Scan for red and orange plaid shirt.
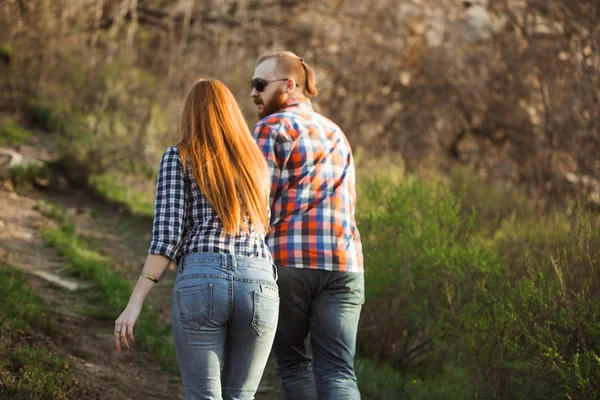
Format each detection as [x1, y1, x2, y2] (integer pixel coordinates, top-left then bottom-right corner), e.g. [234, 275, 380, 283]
[252, 96, 363, 273]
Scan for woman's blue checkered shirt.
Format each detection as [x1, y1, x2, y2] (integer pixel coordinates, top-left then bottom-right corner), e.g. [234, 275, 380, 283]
[148, 146, 272, 263]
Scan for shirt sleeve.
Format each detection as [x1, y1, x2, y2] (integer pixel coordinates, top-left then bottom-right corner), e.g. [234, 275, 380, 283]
[252, 122, 288, 225]
[148, 146, 186, 260]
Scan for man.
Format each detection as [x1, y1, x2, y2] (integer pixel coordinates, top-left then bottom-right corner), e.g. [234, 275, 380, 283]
[250, 51, 364, 400]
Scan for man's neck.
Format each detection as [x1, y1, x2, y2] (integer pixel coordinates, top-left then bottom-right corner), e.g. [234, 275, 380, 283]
[286, 93, 303, 103]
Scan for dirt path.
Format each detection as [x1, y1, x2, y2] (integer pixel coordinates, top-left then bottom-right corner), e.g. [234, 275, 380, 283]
[0, 184, 283, 399]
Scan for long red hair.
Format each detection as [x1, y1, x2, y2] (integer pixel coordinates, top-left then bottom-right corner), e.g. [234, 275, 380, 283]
[178, 79, 270, 236]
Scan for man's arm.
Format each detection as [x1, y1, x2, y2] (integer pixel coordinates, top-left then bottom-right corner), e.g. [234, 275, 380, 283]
[252, 122, 287, 225]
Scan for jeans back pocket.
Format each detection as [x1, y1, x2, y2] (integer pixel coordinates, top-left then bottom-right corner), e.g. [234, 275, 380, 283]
[252, 290, 279, 336]
[176, 284, 213, 330]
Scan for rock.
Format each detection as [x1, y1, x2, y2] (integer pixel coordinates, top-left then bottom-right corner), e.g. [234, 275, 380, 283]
[31, 270, 93, 292]
[2, 180, 14, 192]
[33, 176, 50, 189]
[0, 147, 42, 168]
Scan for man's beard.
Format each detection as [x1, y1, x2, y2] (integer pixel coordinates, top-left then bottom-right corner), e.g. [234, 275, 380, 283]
[256, 88, 287, 119]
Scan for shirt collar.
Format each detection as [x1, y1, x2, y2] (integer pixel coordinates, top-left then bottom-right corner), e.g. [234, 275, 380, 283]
[280, 95, 312, 110]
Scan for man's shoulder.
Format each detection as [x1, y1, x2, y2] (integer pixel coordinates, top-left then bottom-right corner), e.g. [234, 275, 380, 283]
[255, 109, 299, 130]
[310, 110, 344, 135]
[254, 106, 346, 142]
[254, 114, 285, 132]
[253, 112, 300, 142]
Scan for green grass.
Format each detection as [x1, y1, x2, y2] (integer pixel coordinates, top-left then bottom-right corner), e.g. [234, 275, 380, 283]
[35, 200, 178, 374]
[0, 265, 86, 399]
[7, 163, 51, 191]
[356, 358, 472, 400]
[88, 173, 155, 218]
[0, 117, 32, 146]
[0, 265, 50, 332]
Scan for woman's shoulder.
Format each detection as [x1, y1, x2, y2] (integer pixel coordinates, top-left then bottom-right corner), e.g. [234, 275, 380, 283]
[163, 145, 180, 157]
[158, 145, 186, 174]
[160, 145, 182, 163]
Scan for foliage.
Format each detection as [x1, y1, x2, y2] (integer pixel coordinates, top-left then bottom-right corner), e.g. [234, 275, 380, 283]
[0, 117, 31, 146]
[355, 160, 600, 398]
[8, 163, 51, 189]
[356, 161, 504, 370]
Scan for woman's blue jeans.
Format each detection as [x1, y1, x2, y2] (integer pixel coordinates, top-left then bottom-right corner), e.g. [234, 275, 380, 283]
[171, 252, 279, 400]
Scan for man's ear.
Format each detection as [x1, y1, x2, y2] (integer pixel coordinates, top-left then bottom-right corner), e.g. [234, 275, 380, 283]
[287, 79, 296, 93]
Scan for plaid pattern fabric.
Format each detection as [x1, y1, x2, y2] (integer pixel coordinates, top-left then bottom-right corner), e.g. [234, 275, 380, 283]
[148, 146, 271, 263]
[252, 96, 363, 273]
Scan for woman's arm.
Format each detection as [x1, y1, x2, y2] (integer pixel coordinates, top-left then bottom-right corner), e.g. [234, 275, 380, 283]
[114, 254, 171, 352]
[114, 146, 187, 352]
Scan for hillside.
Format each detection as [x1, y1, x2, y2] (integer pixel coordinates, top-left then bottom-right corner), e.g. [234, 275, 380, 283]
[1, 0, 598, 206]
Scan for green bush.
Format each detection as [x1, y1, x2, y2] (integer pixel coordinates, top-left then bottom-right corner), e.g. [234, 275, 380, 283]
[0, 117, 32, 146]
[355, 162, 600, 398]
[25, 97, 58, 132]
[356, 167, 504, 372]
[0, 44, 13, 61]
[9, 163, 51, 189]
[462, 209, 600, 399]
[447, 166, 530, 236]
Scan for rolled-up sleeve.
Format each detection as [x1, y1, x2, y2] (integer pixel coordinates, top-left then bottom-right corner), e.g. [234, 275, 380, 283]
[148, 147, 185, 260]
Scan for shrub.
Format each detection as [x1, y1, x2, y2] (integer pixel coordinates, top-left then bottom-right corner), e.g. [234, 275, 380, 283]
[0, 43, 13, 62]
[462, 209, 600, 399]
[355, 163, 504, 372]
[0, 117, 31, 146]
[356, 162, 600, 399]
[9, 163, 50, 189]
[24, 97, 58, 132]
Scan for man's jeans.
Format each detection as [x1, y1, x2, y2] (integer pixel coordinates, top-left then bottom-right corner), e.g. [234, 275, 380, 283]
[273, 266, 364, 400]
[171, 252, 279, 400]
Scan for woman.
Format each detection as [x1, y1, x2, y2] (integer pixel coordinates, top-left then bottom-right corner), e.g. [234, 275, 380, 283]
[114, 79, 278, 399]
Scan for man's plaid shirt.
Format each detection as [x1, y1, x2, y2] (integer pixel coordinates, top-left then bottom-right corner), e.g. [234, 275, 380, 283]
[148, 146, 272, 263]
[252, 96, 363, 273]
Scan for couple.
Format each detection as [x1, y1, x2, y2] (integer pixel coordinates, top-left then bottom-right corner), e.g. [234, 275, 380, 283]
[114, 51, 364, 400]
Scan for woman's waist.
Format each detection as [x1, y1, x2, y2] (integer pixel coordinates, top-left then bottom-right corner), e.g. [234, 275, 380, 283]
[177, 252, 277, 284]
[181, 230, 269, 252]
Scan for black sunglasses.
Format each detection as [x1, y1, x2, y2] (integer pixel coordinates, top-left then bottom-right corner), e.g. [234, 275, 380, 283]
[251, 78, 289, 92]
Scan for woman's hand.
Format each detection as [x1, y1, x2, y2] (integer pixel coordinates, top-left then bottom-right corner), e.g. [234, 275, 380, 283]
[114, 301, 142, 352]
[113, 255, 170, 352]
